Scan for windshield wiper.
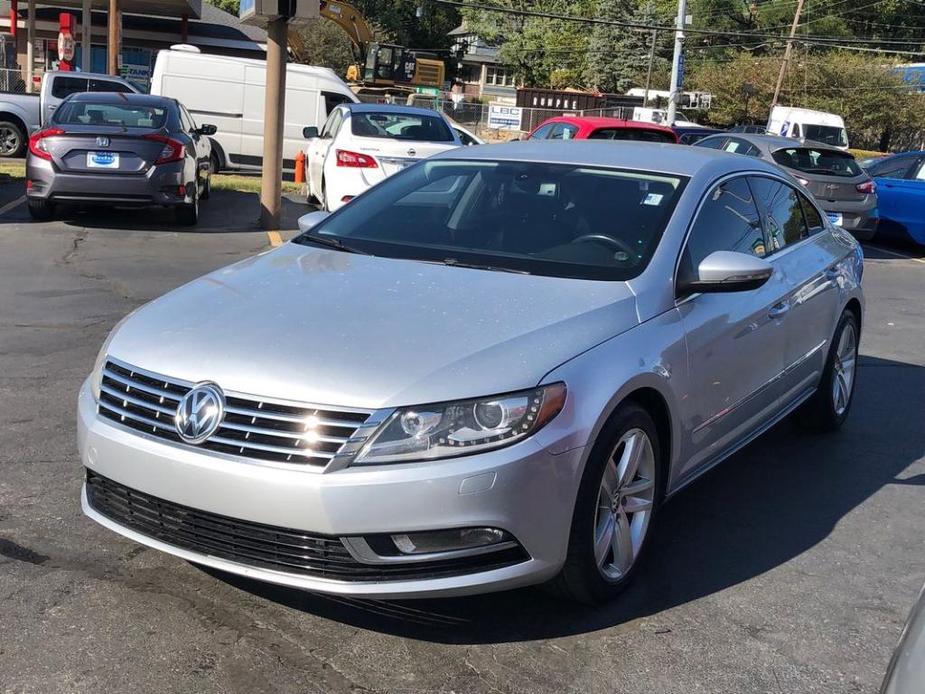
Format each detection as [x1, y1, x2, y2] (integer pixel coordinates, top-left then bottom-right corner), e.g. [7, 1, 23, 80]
[297, 232, 371, 256]
[428, 257, 532, 275]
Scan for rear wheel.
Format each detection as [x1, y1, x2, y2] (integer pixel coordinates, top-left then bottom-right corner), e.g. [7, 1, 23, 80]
[798, 310, 859, 432]
[200, 160, 213, 201]
[27, 199, 55, 221]
[548, 403, 661, 604]
[0, 120, 25, 158]
[175, 186, 199, 226]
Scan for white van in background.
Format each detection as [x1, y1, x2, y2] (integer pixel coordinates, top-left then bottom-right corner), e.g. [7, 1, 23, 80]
[150, 46, 358, 171]
[767, 106, 849, 150]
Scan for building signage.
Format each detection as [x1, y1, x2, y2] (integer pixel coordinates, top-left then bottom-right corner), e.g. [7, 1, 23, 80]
[487, 103, 523, 131]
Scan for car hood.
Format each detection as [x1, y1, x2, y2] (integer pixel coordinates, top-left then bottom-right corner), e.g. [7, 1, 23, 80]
[107, 243, 639, 409]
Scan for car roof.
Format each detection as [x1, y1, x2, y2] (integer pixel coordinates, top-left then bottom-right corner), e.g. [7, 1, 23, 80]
[432, 139, 786, 178]
[67, 92, 175, 107]
[540, 115, 675, 132]
[344, 102, 446, 118]
[701, 132, 847, 154]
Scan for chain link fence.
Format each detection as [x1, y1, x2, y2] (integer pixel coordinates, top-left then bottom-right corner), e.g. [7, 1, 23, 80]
[0, 67, 27, 94]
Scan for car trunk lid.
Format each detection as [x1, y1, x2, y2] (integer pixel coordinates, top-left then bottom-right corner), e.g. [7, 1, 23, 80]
[44, 126, 170, 174]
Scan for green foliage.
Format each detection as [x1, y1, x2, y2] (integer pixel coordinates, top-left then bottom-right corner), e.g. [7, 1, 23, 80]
[690, 51, 925, 151]
[291, 19, 357, 76]
[351, 0, 459, 51]
[205, 0, 240, 15]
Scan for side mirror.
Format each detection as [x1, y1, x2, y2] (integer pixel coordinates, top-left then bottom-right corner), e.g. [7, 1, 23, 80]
[297, 210, 331, 233]
[303, 126, 319, 140]
[197, 124, 217, 136]
[683, 250, 773, 294]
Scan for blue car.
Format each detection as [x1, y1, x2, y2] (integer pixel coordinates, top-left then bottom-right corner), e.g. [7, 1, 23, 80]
[861, 152, 925, 245]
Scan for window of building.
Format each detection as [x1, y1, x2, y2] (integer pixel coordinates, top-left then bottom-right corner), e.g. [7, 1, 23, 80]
[485, 66, 514, 86]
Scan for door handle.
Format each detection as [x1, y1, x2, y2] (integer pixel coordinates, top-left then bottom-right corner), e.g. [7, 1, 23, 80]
[768, 301, 791, 319]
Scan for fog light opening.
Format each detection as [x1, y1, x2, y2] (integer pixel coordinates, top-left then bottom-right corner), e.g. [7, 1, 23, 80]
[391, 527, 508, 555]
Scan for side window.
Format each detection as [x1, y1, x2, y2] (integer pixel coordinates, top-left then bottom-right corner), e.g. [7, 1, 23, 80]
[799, 193, 825, 233]
[89, 78, 133, 93]
[749, 176, 808, 252]
[680, 177, 765, 288]
[322, 91, 352, 116]
[548, 123, 578, 140]
[868, 157, 916, 180]
[528, 123, 555, 140]
[178, 106, 195, 132]
[320, 108, 343, 138]
[330, 111, 347, 138]
[914, 159, 925, 181]
[51, 76, 89, 99]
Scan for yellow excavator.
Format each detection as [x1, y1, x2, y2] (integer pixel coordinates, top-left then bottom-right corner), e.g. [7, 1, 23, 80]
[289, 0, 445, 96]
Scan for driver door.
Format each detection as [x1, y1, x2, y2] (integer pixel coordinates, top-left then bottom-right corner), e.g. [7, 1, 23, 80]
[307, 107, 343, 197]
[676, 176, 790, 480]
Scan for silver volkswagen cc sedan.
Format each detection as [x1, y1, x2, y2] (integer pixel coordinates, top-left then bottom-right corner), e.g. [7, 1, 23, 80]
[78, 141, 864, 603]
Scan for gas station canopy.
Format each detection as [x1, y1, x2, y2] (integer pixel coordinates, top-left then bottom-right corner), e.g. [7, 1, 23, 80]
[37, 0, 203, 19]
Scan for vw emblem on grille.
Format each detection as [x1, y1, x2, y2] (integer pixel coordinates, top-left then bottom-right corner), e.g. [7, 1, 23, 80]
[96, 136, 110, 148]
[175, 383, 225, 444]
[406, 148, 416, 157]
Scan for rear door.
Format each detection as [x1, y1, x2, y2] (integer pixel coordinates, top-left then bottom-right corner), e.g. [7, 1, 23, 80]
[676, 175, 789, 479]
[749, 175, 842, 407]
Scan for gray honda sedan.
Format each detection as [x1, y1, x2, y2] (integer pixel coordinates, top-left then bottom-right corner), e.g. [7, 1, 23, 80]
[78, 142, 864, 602]
[26, 92, 215, 225]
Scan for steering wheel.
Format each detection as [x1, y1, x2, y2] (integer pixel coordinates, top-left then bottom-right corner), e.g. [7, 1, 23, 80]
[570, 234, 637, 260]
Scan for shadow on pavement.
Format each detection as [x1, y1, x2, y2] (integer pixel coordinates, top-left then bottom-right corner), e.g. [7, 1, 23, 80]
[202, 355, 925, 643]
[863, 240, 925, 260]
[50, 190, 309, 233]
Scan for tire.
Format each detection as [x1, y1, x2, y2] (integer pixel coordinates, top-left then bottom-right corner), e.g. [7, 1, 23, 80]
[797, 310, 860, 432]
[548, 403, 662, 604]
[321, 178, 329, 212]
[200, 158, 214, 201]
[175, 186, 199, 226]
[27, 199, 55, 221]
[0, 119, 25, 158]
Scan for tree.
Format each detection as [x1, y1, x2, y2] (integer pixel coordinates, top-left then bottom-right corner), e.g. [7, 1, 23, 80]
[206, 0, 240, 15]
[290, 19, 356, 77]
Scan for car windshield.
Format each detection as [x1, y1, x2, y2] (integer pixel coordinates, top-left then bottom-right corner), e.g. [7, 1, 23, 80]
[295, 159, 687, 281]
[350, 112, 454, 142]
[802, 124, 848, 147]
[53, 101, 169, 128]
[772, 147, 862, 178]
[588, 128, 675, 143]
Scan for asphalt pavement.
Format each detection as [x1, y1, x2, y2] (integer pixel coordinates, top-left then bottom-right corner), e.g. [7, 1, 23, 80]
[1, 184, 923, 694]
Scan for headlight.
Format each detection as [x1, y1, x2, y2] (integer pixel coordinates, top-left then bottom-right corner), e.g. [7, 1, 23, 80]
[352, 383, 566, 465]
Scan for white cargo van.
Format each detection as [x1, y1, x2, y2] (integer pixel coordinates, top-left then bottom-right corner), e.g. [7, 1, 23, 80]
[150, 46, 358, 171]
[767, 106, 849, 150]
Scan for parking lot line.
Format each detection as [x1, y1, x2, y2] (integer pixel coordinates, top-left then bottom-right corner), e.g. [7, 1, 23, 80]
[865, 244, 925, 264]
[0, 195, 25, 217]
[266, 230, 283, 247]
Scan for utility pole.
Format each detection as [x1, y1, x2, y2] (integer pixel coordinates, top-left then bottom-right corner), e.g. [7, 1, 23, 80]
[107, 0, 119, 76]
[771, 0, 805, 109]
[643, 29, 657, 106]
[260, 16, 288, 230]
[666, 0, 687, 125]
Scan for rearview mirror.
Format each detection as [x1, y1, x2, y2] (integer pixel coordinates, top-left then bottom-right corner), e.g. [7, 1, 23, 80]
[684, 250, 773, 294]
[197, 124, 217, 136]
[297, 210, 331, 233]
[303, 126, 319, 140]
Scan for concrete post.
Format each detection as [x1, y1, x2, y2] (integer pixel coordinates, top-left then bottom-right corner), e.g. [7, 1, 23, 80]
[260, 17, 288, 230]
[107, 0, 119, 76]
[25, 0, 33, 93]
[82, 0, 91, 72]
[666, 0, 687, 126]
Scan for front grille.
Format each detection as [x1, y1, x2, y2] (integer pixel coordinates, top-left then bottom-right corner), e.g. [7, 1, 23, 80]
[97, 358, 371, 468]
[86, 471, 529, 582]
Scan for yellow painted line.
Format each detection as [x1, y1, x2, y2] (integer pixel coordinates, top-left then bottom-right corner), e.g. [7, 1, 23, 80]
[0, 195, 25, 216]
[266, 230, 283, 247]
[866, 244, 925, 264]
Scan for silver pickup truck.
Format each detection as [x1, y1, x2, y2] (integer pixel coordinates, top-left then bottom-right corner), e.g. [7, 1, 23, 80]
[0, 71, 139, 157]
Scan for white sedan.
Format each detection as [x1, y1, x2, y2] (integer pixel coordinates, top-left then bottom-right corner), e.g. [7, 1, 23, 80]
[303, 103, 463, 212]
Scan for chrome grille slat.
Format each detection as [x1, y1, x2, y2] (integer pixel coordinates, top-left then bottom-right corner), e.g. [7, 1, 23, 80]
[100, 383, 177, 416]
[218, 419, 349, 444]
[97, 359, 371, 468]
[102, 367, 186, 403]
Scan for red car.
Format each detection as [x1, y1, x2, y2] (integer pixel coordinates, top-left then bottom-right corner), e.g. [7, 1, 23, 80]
[526, 115, 679, 144]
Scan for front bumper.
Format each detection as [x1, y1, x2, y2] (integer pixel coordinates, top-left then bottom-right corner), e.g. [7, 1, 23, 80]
[78, 380, 582, 598]
[27, 157, 191, 207]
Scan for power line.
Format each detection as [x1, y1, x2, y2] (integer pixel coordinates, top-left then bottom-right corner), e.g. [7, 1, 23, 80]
[432, 0, 925, 46]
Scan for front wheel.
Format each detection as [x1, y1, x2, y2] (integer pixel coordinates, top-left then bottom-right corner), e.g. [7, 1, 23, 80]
[798, 310, 859, 432]
[0, 120, 25, 158]
[548, 403, 661, 604]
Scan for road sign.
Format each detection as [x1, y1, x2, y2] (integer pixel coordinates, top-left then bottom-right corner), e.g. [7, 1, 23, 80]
[487, 103, 523, 131]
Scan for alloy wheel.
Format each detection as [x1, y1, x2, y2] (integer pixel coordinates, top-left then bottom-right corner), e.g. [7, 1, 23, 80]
[593, 428, 656, 580]
[0, 125, 20, 156]
[832, 322, 857, 416]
